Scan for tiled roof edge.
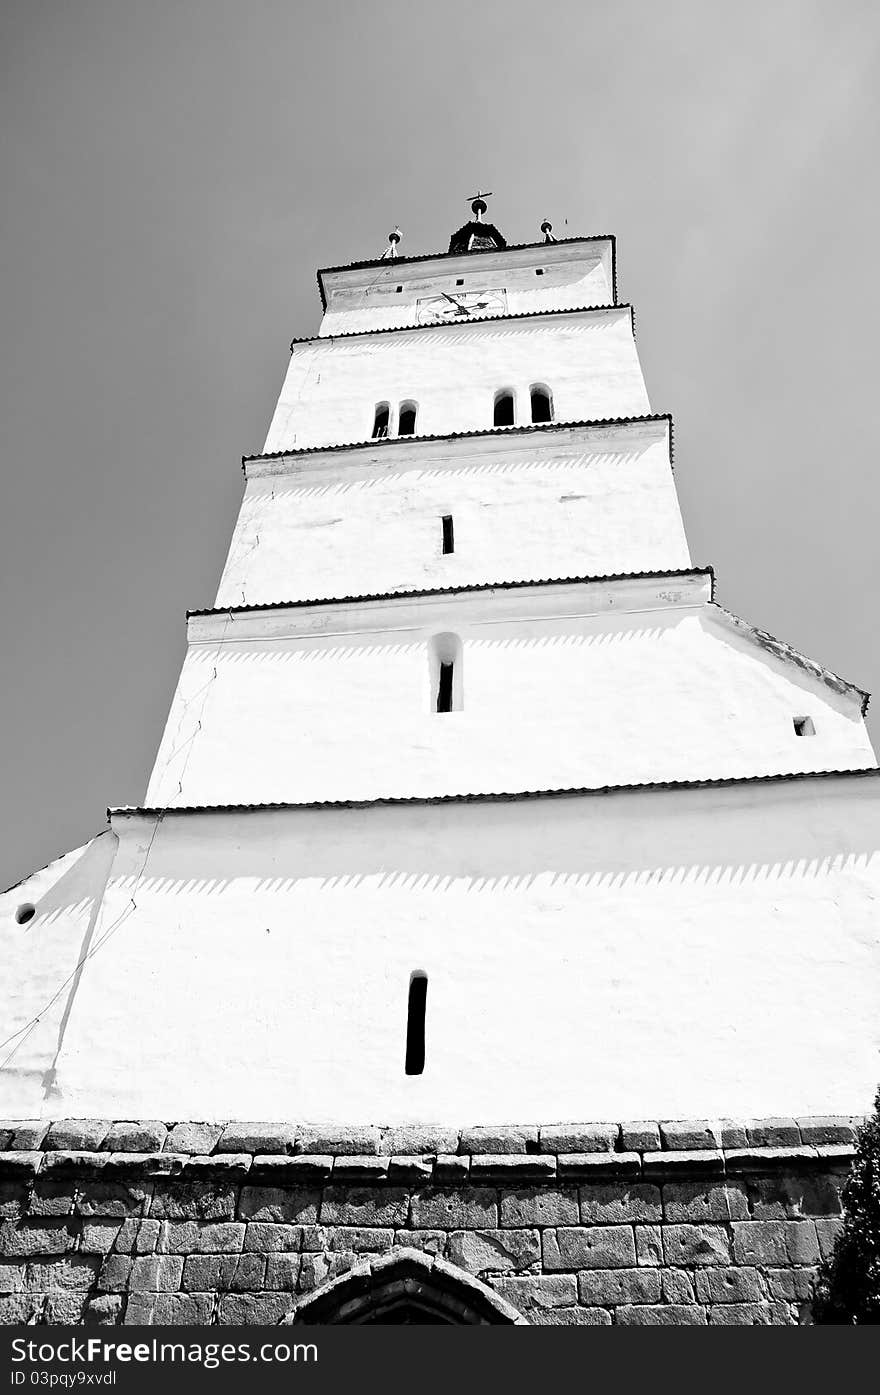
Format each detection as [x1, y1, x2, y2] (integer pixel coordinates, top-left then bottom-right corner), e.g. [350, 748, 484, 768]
[242, 412, 673, 469]
[108, 766, 880, 821]
[315, 234, 617, 307]
[288, 301, 630, 350]
[187, 566, 713, 620]
[711, 603, 870, 715]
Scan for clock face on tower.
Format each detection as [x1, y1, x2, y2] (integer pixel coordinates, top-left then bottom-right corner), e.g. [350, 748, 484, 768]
[416, 289, 508, 324]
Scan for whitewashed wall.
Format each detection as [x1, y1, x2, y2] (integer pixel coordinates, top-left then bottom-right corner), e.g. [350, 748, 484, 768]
[3, 778, 876, 1122]
[145, 580, 872, 808]
[262, 310, 649, 454]
[216, 422, 687, 608]
[319, 240, 615, 336]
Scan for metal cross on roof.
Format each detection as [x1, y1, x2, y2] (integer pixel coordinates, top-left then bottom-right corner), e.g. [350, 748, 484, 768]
[467, 189, 493, 220]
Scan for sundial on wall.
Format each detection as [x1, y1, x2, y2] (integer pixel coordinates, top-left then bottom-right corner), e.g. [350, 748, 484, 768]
[416, 289, 508, 324]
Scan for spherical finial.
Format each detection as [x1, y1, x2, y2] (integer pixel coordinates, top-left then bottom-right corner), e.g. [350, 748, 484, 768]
[541, 219, 555, 243]
[471, 196, 488, 220]
[388, 228, 401, 247]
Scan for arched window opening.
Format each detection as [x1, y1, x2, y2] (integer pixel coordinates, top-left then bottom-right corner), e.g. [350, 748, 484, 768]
[530, 384, 553, 424]
[429, 632, 463, 714]
[398, 400, 418, 436]
[493, 389, 515, 427]
[405, 972, 428, 1075]
[372, 402, 390, 439]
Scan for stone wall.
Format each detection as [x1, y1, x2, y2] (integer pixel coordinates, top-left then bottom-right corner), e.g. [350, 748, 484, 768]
[0, 1118, 857, 1326]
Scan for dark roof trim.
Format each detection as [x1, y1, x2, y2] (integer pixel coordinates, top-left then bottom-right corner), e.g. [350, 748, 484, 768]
[290, 301, 630, 351]
[316, 234, 617, 309]
[109, 766, 880, 821]
[187, 567, 713, 620]
[243, 412, 673, 468]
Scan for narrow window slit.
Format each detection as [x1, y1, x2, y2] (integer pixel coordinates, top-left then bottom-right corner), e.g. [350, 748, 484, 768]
[437, 662, 454, 713]
[405, 972, 427, 1075]
[441, 515, 454, 554]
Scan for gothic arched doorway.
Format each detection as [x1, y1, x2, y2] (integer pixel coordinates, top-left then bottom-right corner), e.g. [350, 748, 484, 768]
[281, 1248, 528, 1325]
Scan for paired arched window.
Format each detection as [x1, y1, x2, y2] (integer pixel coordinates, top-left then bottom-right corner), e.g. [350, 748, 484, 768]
[530, 384, 553, 423]
[371, 400, 417, 438]
[398, 400, 418, 436]
[372, 402, 390, 439]
[493, 389, 515, 427]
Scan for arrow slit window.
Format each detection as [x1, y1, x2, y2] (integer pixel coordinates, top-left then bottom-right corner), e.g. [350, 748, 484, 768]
[405, 972, 428, 1075]
[430, 633, 462, 713]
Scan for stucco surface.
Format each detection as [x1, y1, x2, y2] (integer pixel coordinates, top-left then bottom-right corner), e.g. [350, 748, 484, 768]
[2, 780, 878, 1121]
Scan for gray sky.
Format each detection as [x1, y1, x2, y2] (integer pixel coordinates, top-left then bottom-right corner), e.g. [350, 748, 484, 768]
[2, 0, 879, 890]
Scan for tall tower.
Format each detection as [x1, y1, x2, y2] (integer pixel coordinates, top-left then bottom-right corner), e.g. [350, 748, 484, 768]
[1, 199, 879, 1326]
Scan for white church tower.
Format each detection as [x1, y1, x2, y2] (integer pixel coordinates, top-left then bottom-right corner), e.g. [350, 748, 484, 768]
[2, 196, 879, 1130]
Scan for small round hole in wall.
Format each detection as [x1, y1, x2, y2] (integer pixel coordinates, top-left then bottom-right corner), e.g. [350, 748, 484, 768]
[15, 903, 36, 925]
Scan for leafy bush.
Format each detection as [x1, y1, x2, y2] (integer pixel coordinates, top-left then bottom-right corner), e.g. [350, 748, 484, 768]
[813, 1087, 880, 1323]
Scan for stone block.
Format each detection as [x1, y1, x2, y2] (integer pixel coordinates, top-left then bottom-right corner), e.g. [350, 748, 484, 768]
[249, 1155, 332, 1185]
[634, 1225, 663, 1267]
[380, 1126, 459, 1155]
[181, 1254, 237, 1291]
[265, 1254, 301, 1290]
[24, 1256, 99, 1291]
[694, 1267, 765, 1304]
[29, 1182, 77, 1218]
[726, 1146, 815, 1173]
[579, 1182, 661, 1225]
[44, 1293, 89, 1324]
[0, 1262, 25, 1292]
[577, 1268, 661, 1306]
[157, 1221, 245, 1254]
[458, 1125, 538, 1156]
[530, 1306, 612, 1325]
[228, 1254, 266, 1291]
[731, 1221, 787, 1266]
[662, 1269, 696, 1304]
[746, 1118, 801, 1148]
[10, 1123, 49, 1151]
[79, 1221, 122, 1254]
[795, 1117, 857, 1146]
[297, 1127, 380, 1156]
[0, 1183, 27, 1219]
[144, 1293, 214, 1325]
[45, 1120, 109, 1152]
[387, 1157, 433, 1184]
[493, 1274, 576, 1311]
[238, 1187, 320, 1224]
[113, 1219, 160, 1254]
[433, 1155, 469, 1183]
[326, 1227, 394, 1254]
[103, 1122, 168, 1153]
[470, 1155, 556, 1183]
[446, 1228, 540, 1275]
[242, 1222, 303, 1253]
[784, 1220, 820, 1265]
[814, 1217, 844, 1260]
[558, 1153, 641, 1181]
[217, 1122, 295, 1154]
[40, 1150, 107, 1177]
[128, 1255, 184, 1292]
[83, 1294, 123, 1325]
[97, 1256, 133, 1292]
[330, 1156, 390, 1183]
[0, 1295, 38, 1323]
[180, 1154, 251, 1179]
[543, 1226, 636, 1270]
[149, 1182, 237, 1221]
[765, 1268, 816, 1302]
[0, 1220, 77, 1257]
[708, 1302, 790, 1325]
[393, 1229, 445, 1256]
[539, 1124, 619, 1154]
[218, 1293, 296, 1323]
[163, 1123, 225, 1155]
[410, 1189, 497, 1230]
[663, 1224, 731, 1267]
[643, 1150, 724, 1178]
[76, 1180, 151, 1218]
[662, 1181, 748, 1223]
[716, 1120, 748, 1149]
[659, 1121, 718, 1151]
[621, 1122, 661, 1152]
[500, 1188, 579, 1228]
[617, 1303, 706, 1325]
[319, 1186, 408, 1227]
[0, 1152, 39, 1182]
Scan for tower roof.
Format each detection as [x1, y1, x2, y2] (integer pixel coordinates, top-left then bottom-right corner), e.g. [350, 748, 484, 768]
[448, 190, 507, 253]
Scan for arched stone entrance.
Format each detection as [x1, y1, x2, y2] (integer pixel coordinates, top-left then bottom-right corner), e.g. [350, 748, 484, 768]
[281, 1248, 528, 1325]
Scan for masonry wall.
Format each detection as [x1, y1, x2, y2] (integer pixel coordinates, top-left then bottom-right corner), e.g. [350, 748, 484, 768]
[0, 1119, 854, 1326]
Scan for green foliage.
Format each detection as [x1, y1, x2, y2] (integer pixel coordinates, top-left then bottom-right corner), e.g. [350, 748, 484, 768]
[813, 1088, 880, 1323]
